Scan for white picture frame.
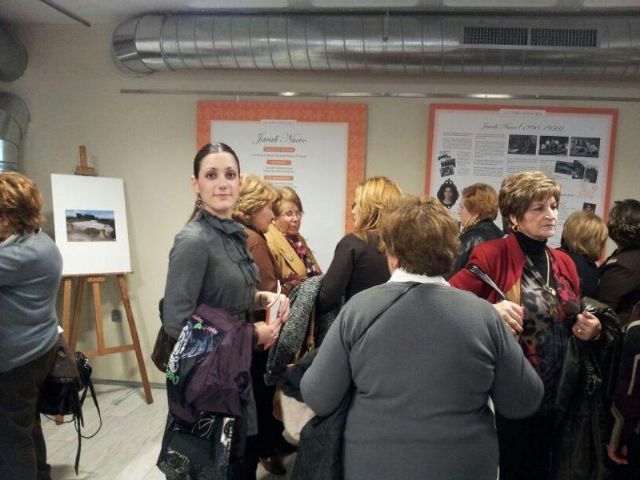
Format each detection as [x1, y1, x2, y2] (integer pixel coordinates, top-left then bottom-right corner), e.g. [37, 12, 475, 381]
[51, 174, 132, 275]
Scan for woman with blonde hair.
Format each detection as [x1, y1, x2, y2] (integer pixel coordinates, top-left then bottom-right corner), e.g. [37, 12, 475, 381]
[559, 210, 608, 297]
[266, 187, 321, 289]
[317, 176, 401, 314]
[0, 172, 62, 480]
[232, 175, 291, 476]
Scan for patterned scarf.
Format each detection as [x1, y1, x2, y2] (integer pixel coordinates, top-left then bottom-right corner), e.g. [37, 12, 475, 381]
[519, 253, 580, 413]
[285, 234, 320, 277]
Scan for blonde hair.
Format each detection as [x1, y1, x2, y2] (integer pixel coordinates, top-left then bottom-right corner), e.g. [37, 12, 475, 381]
[273, 187, 303, 217]
[232, 175, 278, 225]
[561, 211, 608, 261]
[499, 171, 561, 233]
[354, 176, 402, 240]
[0, 172, 44, 235]
[379, 195, 459, 275]
[462, 183, 499, 221]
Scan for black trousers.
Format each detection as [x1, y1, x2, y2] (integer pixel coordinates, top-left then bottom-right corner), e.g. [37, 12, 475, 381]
[250, 349, 286, 459]
[613, 433, 640, 480]
[0, 346, 57, 480]
[496, 412, 555, 480]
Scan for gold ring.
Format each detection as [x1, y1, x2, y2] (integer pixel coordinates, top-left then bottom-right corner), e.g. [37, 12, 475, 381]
[576, 327, 582, 334]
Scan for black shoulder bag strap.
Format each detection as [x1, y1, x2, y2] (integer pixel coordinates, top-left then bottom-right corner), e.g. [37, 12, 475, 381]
[354, 282, 421, 346]
[465, 264, 506, 301]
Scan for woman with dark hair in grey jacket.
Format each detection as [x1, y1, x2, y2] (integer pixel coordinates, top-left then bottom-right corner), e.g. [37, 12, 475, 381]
[158, 143, 289, 480]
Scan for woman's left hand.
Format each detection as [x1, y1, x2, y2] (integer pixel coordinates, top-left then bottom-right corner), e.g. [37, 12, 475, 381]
[258, 291, 290, 325]
[572, 311, 602, 341]
[276, 294, 290, 324]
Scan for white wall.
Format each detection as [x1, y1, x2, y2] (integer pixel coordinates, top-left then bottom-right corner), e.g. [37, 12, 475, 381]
[3, 23, 639, 382]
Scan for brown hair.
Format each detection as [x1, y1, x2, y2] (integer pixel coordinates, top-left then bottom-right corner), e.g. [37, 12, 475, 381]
[379, 195, 459, 276]
[273, 187, 303, 217]
[354, 176, 402, 240]
[499, 171, 561, 233]
[461, 183, 499, 221]
[561, 210, 608, 261]
[232, 175, 278, 225]
[0, 172, 44, 235]
[607, 199, 640, 249]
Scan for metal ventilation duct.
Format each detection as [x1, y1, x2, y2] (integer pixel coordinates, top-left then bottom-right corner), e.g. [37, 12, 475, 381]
[0, 25, 28, 82]
[0, 93, 30, 173]
[112, 14, 640, 77]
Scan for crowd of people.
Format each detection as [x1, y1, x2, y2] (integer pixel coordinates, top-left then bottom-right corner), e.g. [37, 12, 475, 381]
[1, 143, 639, 480]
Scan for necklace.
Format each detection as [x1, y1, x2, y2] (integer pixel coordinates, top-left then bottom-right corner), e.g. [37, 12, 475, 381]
[544, 251, 556, 296]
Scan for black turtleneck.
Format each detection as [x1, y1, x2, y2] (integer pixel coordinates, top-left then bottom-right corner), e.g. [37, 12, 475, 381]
[515, 231, 552, 285]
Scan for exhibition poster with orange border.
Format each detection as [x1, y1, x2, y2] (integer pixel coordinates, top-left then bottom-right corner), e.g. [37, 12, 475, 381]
[426, 103, 617, 247]
[197, 100, 367, 268]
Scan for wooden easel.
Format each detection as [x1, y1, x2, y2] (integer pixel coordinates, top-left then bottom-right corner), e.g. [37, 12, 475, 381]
[59, 146, 153, 404]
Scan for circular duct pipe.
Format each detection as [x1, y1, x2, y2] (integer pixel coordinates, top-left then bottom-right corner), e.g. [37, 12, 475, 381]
[0, 25, 28, 82]
[0, 93, 30, 173]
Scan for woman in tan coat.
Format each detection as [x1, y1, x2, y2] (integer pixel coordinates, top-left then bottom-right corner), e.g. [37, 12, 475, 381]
[233, 175, 292, 476]
[265, 187, 321, 288]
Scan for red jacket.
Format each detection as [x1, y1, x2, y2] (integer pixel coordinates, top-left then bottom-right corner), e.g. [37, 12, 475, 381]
[449, 233, 580, 303]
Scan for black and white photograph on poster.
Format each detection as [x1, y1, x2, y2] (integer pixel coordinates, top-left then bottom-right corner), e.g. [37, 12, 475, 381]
[539, 136, 569, 156]
[582, 203, 596, 213]
[65, 209, 116, 242]
[554, 161, 575, 176]
[508, 135, 537, 155]
[51, 174, 132, 275]
[437, 179, 459, 209]
[585, 166, 599, 184]
[572, 160, 585, 179]
[438, 151, 456, 177]
[570, 137, 600, 158]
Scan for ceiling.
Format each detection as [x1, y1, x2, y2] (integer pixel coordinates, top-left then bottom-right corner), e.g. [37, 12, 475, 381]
[2, 0, 640, 26]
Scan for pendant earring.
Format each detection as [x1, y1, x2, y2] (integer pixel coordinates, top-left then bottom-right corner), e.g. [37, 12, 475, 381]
[195, 194, 203, 210]
[512, 223, 520, 232]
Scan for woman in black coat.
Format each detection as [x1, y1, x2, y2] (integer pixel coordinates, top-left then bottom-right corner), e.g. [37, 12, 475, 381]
[317, 176, 401, 314]
[597, 199, 640, 327]
[448, 183, 503, 277]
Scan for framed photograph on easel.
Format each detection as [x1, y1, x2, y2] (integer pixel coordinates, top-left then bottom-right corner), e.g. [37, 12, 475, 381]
[51, 174, 131, 276]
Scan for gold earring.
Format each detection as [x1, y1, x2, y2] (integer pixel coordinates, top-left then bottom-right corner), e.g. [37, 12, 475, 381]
[512, 223, 520, 232]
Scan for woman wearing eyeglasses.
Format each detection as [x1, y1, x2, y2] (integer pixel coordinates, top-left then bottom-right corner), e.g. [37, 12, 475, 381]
[265, 187, 321, 288]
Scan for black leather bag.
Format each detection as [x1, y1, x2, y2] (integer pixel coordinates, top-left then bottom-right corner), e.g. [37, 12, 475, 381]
[291, 391, 352, 480]
[37, 335, 81, 417]
[151, 298, 177, 372]
[37, 335, 101, 474]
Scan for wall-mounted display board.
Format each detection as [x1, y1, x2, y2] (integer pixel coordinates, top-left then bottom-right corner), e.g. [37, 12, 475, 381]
[197, 101, 367, 270]
[426, 104, 618, 247]
[51, 174, 132, 275]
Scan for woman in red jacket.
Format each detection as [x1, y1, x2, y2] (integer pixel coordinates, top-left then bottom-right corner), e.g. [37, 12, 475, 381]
[449, 170, 601, 480]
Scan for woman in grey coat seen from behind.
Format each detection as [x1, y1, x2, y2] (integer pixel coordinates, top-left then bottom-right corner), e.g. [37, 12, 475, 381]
[301, 195, 544, 480]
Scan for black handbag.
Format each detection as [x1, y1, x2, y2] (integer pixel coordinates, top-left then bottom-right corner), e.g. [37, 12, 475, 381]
[37, 335, 101, 474]
[291, 282, 419, 480]
[151, 298, 177, 372]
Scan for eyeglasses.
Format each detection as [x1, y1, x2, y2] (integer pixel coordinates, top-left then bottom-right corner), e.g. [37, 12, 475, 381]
[282, 210, 303, 219]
